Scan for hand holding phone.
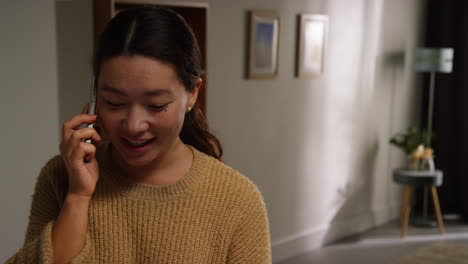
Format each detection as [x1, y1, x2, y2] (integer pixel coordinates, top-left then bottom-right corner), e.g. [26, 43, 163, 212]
[59, 77, 101, 196]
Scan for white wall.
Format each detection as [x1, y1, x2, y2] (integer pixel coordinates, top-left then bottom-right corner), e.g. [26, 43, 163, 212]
[0, 1, 60, 261]
[206, 0, 425, 262]
[55, 0, 94, 125]
[0, 0, 425, 262]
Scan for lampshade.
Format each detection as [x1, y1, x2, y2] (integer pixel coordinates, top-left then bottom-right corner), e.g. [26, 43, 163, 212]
[414, 48, 454, 73]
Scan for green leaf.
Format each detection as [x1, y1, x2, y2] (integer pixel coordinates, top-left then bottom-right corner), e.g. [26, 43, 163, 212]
[389, 126, 435, 154]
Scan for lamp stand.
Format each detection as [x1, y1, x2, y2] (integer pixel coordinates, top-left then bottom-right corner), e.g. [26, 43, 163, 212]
[427, 71, 435, 148]
[412, 71, 438, 228]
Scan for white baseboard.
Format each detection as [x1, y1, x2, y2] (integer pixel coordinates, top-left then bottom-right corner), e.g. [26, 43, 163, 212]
[272, 205, 399, 263]
[271, 224, 328, 263]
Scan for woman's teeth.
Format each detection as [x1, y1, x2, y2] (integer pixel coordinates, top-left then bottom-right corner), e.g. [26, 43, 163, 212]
[125, 138, 153, 147]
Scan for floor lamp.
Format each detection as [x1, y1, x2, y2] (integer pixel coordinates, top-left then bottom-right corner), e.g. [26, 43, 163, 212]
[413, 47, 454, 226]
[414, 48, 454, 148]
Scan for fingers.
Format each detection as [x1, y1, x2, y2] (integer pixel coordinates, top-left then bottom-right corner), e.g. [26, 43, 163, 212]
[62, 104, 93, 140]
[60, 104, 101, 163]
[62, 114, 97, 141]
[71, 127, 102, 143]
[66, 142, 97, 162]
[78, 142, 97, 160]
[60, 129, 100, 161]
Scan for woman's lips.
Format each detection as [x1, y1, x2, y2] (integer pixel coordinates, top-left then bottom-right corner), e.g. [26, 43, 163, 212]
[124, 138, 154, 147]
[120, 137, 156, 154]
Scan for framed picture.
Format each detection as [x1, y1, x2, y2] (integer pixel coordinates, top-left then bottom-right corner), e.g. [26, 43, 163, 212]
[296, 14, 328, 78]
[248, 11, 280, 79]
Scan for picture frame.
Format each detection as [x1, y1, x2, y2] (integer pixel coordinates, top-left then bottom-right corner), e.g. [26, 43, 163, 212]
[296, 14, 328, 78]
[247, 11, 280, 79]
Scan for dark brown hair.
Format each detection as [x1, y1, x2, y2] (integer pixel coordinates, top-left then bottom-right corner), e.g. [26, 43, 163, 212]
[94, 6, 222, 160]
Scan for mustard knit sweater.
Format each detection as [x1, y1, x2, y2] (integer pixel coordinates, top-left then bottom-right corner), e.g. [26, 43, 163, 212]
[6, 143, 271, 263]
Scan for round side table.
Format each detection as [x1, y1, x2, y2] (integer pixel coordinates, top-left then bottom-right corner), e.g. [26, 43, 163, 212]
[393, 169, 445, 238]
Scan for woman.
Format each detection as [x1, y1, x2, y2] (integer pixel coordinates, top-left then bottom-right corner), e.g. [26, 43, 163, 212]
[7, 7, 271, 264]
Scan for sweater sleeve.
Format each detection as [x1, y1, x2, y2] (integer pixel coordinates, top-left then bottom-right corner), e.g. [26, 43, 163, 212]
[226, 183, 272, 264]
[4, 156, 92, 264]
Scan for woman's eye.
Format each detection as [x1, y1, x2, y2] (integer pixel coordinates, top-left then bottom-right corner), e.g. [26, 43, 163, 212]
[149, 103, 169, 110]
[104, 99, 124, 108]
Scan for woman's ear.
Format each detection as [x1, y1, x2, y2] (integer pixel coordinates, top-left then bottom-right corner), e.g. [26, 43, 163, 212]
[187, 78, 201, 112]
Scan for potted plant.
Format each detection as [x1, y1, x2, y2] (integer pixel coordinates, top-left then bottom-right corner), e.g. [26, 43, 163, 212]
[389, 127, 435, 171]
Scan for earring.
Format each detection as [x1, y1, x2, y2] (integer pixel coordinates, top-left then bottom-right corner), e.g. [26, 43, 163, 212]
[187, 106, 192, 112]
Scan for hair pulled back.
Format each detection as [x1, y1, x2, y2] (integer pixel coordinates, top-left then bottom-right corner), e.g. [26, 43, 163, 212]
[94, 6, 222, 160]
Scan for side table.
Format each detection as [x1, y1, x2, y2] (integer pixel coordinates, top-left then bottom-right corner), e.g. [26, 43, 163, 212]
[393, 169, 445, 238]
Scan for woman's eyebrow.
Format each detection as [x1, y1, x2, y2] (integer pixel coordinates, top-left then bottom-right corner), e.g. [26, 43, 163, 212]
[101, 85, 173, 97]
[143, 89, 173, 97]
[101, 85, 126, 96]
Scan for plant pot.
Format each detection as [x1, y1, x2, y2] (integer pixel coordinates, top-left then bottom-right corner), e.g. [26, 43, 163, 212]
[408, 157, 435, 171]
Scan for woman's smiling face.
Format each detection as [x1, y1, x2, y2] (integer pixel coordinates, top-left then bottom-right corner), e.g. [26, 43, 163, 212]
[97, 55, 198, 168]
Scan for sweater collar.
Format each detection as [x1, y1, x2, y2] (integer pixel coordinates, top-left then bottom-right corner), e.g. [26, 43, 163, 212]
[96, 141, 208, 201]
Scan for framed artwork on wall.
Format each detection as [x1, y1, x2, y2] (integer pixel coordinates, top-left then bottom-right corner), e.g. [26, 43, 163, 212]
[296, 14, 328, 78]
[247, 11, 280, 79]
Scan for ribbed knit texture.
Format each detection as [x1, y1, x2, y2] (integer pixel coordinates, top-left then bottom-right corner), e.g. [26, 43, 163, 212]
[6, 142, 271, 263]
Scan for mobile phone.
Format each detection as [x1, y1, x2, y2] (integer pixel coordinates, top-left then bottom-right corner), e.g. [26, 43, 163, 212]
[84, 77, 96, 144]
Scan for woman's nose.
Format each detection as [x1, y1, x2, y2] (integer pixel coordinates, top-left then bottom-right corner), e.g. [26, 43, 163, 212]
[124, 107, 150, 135]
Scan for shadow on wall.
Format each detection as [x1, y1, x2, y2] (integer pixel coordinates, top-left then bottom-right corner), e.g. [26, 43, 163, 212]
[322, 50, 407, 246]
[322, 140, 379, 244]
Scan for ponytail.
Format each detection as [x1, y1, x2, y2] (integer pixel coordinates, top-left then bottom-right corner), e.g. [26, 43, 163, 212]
[180, 103, 223, 160]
